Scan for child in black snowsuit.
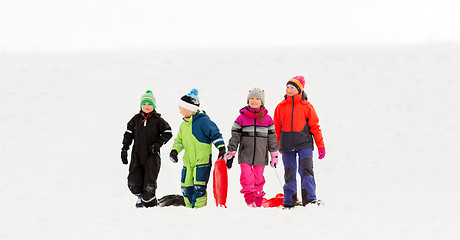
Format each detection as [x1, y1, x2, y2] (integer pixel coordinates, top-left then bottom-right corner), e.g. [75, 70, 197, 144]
[121, 90, 173, 207]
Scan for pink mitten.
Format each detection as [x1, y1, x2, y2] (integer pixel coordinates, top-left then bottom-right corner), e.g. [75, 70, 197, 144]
[270, 151, 279, 168]
[225, 151, 237, 169]
[318, 148, 326, 159]
[225, 151, 236, 161]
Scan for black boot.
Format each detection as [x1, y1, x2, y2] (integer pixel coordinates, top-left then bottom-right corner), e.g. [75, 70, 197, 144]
[301, 189, 322, 206]
[141, 195, 158, 208]
[283, 192, 297, 208]
[142, 184, 158, 207]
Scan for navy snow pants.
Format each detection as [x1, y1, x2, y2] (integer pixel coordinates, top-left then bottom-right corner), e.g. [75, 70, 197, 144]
[282, 148, 316, 206]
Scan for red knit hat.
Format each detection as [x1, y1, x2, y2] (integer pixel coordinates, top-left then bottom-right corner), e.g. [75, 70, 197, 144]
[287, 76, 305, 93]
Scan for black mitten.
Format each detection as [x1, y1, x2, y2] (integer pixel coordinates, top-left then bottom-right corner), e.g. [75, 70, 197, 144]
[150, 142, 162, 154]
[218, 146, 226, 159]
[121, 150, 128, 165]
[169, 150, 178, 163]
[226, 156, 234, 169]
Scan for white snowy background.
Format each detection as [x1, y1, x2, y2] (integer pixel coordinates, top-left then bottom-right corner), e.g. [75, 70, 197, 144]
[1, 1, 460, 239]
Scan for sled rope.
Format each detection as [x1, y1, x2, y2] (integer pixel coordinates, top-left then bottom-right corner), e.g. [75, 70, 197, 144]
[273, 167, 283, 188]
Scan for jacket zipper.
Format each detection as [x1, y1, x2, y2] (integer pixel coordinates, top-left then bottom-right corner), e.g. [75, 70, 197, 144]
[252, 118, 257, 165]
[291, 96, 294, 132]
[291, 96, 295, 151]
[142, 112, 150, 127]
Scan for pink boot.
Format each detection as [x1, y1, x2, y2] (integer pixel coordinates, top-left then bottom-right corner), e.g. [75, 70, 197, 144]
[255, 196, 263, 207]
[254, 190, 265, 207]
[244, 193, 256, 207]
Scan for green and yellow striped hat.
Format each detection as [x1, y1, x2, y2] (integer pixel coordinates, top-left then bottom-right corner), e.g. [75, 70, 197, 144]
[140, 90, 156, 109]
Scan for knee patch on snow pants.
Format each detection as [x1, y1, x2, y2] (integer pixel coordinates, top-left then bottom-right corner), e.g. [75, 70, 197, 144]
[181, 160, 212, 208]
[299, 157, 314, 177]
[284, 166, 295, 183]
[282, 149, 316, 205]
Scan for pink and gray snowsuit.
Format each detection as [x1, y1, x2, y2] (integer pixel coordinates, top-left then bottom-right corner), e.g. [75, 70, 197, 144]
[227, 107, 278, 206]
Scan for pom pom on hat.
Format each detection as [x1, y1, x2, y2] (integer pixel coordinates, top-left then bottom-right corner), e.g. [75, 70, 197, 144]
[140, 90, 156, 109]
[287, 75, 305, 93]
[247, 87, 265, 105]
[187, 89, 200, 101]
[293, 76, 305, 86]
[179, 88, 200, 112]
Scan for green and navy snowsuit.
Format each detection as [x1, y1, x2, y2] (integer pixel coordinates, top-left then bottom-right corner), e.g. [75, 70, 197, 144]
[172, 110, 225, 208]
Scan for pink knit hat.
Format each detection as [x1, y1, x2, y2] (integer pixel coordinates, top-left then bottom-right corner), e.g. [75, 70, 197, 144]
[287, 76, 305, 93]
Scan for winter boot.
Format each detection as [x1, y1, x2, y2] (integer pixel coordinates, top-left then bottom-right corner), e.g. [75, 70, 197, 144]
[301, 189, 313, 206]
[302, 199, 316, 206]
[141, 195, 158, 208]
[283, 192, 297, 208]
[142, 190, 158, 208]
[254, 191, 265, 207]
[244, 193, 256, 207]
[302, 199, 323, 206]
[254, 196, 263, 208]
[302, 189, 320, 206]
[142, 184, 158, 208]
[136, 195, 143, 208]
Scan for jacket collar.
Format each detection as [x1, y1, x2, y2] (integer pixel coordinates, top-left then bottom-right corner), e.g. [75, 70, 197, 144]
[184, 109, 206, 122]
[284, 91, 308, 103]
[240, 106, 267, 119]
[140, 110, 159, 118]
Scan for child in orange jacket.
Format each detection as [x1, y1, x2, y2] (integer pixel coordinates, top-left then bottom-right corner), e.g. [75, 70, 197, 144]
[273, 76, 326, 208]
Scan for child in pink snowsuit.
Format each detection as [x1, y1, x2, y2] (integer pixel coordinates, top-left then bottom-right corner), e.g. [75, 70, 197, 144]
[225, 88, 279, 207]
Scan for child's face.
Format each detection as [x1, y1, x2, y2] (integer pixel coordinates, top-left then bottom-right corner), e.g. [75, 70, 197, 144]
[286, 84, 299, 96]
[179, 106, 193, 118]
[248, 97, 262, 109]
[141, 103, 154, 114]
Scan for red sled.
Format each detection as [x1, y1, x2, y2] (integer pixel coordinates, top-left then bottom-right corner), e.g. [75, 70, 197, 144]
[262, 193, 302, 207]
[213, 156, 228, 208]
[262, 193, 285, 208]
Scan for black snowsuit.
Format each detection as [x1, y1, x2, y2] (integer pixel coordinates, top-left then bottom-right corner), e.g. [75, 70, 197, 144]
[122, 110, 172, 199]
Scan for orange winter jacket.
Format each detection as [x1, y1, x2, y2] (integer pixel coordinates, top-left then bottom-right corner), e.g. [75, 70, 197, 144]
[274, 93, 324, 152]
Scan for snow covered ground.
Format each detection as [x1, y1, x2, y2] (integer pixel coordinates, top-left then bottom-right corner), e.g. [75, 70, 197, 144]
[1, 44, 459, 239]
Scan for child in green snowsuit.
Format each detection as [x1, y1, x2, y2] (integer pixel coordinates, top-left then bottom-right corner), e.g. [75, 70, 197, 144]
[169, 89, 226, 208]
